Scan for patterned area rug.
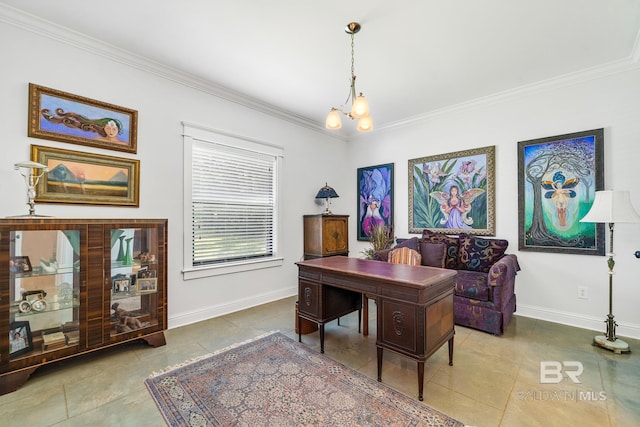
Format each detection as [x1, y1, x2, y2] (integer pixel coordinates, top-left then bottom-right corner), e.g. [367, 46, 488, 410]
[145, 331, 464, 426]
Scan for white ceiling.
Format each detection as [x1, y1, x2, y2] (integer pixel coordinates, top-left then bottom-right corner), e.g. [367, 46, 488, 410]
[2, 1, 640, 137]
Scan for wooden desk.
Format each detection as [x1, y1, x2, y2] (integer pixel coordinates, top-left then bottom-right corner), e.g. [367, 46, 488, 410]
[296, 256, 456, 400]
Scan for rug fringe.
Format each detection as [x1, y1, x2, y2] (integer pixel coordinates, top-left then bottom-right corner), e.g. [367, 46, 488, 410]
[147, 330, 280, 378]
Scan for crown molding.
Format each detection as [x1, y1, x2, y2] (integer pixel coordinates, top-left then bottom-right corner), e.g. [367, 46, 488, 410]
[2, 3, 637, 143]
[0, 3, 335, 137]
[377, 56, 640, 134]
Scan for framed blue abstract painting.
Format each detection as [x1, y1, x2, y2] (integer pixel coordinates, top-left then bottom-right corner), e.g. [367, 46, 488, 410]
[357, 163, 394, 241]
[517, 128, 604, 255]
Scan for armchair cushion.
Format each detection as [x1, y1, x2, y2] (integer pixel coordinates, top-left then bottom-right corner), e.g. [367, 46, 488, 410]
[455, 270, 490, 301]
[457, 233, 508, 273]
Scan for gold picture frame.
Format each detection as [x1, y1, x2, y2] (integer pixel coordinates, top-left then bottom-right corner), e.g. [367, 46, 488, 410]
[31, 145, 140, 207]
[408, 146, 496, 236]
[28, 83, 138, 154]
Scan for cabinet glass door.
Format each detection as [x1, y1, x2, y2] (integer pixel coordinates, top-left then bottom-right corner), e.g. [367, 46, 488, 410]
[9, 229, 80, 359]
[110, 228, 159, 338]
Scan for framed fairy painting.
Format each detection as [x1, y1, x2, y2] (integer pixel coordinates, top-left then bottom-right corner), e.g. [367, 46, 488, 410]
[409, 146, 495, 236]
[518, 128, 604, 255]
[357, 163, 394, 240]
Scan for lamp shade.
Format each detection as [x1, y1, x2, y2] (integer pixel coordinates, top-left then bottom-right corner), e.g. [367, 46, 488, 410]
[580, 190, 640, 224]
[315, 183, 339, 199]
[356, 114, 373, 132]
[351, 93, 369, 119]
[325, 109, 342, 129]
[14, 160, 48, 171]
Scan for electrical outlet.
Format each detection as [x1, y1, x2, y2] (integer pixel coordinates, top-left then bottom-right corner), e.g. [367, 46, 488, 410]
[578, 286, 588, 299]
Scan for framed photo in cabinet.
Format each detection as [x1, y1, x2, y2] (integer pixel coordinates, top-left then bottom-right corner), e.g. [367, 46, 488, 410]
[9, 321, 33, 357]
[10, 256, 32, 273]
[137, 278, 157, 294]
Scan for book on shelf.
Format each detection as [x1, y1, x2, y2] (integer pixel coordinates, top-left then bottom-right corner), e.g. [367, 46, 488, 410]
[42, 331, 66, 350]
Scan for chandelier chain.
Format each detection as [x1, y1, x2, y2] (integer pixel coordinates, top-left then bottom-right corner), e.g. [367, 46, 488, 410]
[351, 32, 355, 79]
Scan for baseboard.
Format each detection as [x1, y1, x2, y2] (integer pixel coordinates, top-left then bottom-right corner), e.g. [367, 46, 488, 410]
[168, 287, 297, 329]
[516, 304, 640, 340]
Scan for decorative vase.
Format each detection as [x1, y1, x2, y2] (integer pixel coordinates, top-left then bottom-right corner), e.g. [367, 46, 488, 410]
[124, 237, 134, 266]
[116, 235, 125, 262]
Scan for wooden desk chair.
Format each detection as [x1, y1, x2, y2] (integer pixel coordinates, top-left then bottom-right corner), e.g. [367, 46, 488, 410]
[388, 247, 422, 266]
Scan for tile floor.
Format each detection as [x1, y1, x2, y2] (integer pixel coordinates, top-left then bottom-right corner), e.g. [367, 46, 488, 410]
[1, 296, 638, 426]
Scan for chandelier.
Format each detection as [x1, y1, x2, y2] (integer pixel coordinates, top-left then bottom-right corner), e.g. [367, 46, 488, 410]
[325, 22, 373, 132]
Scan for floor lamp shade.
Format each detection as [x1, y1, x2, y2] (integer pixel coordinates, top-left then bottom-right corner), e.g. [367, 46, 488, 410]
[580, 190, 640, 224]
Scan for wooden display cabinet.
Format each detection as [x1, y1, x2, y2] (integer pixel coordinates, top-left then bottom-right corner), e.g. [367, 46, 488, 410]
[303, 214, 349, 260]
[0, 218, 167, 395]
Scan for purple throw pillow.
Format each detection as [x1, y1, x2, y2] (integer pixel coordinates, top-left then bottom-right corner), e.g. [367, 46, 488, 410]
[421, 230, 459, 269]
[419, 241, 446, 268]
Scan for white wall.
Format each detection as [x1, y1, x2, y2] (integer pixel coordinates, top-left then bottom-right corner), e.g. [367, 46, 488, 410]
[347, 64, 640, 339]
[0, 18, 350, 329]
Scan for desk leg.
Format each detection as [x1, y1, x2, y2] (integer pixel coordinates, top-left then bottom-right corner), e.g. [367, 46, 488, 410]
[376, 346, 383, 382]
[417, 361, 425, 401]
[448, 335, 454, 366]
[320, 324, 325, 353]
[363, 295, 369, 336]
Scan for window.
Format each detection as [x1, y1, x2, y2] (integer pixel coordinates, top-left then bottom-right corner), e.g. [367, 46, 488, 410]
[183, 123, 283, 279]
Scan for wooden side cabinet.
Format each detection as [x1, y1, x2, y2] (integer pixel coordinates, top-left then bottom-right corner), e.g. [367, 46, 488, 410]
[303, 214, 349, 260]
[0, 218, 167, 395]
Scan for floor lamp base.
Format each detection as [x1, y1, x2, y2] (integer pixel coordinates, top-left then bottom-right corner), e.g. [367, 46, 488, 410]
[593, 335, 631, 354]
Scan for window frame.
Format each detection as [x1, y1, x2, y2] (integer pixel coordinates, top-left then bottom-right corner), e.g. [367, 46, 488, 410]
[182, 122, 284, 280]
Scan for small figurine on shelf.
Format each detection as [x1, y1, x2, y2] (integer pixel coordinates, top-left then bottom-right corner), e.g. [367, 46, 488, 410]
[111, 302, 150, 333]
[40, 257, 58, 273]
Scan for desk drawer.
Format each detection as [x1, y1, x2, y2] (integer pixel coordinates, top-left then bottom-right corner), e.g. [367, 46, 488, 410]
[379, 300, 418, 354]
[298, 280, 320, 318]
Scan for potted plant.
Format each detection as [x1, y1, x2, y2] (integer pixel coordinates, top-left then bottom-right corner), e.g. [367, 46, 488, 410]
[361, 224, 394, 259]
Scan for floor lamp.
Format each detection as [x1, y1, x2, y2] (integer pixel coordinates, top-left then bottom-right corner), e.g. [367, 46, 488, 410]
[580, 190, 640, 354]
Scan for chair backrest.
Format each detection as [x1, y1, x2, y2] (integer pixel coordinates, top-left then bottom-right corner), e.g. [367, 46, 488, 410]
[388, 247, 422, 266]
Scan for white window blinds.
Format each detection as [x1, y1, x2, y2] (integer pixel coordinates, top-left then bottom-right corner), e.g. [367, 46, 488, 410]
[191, 139, 276, 266]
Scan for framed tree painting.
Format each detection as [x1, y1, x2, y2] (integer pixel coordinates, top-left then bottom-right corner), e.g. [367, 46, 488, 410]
[28, 83, 138, 154]
[517, 128, 604, 255]
[357, 163, 394, 241]
[409, 146, 495, 236]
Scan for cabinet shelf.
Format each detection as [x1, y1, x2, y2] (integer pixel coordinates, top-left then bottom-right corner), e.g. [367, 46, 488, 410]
[12, 301, 79, 318]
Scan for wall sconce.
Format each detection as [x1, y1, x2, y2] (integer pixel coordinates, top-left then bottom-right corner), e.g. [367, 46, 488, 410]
[15, 160, 49, 216]
[315, 183, 339, 215]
